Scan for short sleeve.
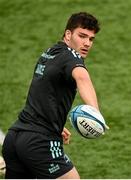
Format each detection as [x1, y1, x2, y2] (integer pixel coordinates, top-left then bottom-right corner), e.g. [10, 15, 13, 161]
[63, 50, 87, 81]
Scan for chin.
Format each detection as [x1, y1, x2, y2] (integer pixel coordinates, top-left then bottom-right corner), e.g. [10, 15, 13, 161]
[81, 54, 87, 59]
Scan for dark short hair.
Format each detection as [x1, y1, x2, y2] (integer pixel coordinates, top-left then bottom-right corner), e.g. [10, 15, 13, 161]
[63, 12, 100, 37]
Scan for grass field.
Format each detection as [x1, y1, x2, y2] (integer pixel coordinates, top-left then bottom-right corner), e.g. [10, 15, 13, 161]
[0, 0, 131, 178]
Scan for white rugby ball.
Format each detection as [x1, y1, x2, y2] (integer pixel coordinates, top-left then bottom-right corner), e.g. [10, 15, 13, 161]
[69, 105, 106, 139]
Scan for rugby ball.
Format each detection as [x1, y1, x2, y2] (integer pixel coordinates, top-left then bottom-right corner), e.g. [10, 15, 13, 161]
[69, 105, 106, 139]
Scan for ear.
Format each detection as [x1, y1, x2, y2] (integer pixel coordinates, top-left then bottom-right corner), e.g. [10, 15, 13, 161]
[65, 30, 71, 41]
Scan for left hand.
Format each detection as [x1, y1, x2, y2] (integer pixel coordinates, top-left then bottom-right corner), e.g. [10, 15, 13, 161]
[61, 127, 71, 145]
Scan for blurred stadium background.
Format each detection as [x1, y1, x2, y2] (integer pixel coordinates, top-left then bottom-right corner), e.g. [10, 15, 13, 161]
[0, 0, 131, 178]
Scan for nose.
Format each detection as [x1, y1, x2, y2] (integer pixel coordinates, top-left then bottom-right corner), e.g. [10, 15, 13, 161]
[84, 38, 91, 47]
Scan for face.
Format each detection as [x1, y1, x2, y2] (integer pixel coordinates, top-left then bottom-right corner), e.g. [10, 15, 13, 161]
[64, 27, 95, 58]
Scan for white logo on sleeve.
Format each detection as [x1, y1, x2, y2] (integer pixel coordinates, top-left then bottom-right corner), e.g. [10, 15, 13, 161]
[67, 47, 81, 59]
[35, 64, 45, 75]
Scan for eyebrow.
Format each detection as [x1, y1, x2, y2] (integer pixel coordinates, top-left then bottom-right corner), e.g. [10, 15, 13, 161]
[78, 32, 95, 39]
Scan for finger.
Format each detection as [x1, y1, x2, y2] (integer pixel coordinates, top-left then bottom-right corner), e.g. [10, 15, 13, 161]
[63, 127, 71, 136]
[105, 124, 110, 130]
[62, 132, 69, 142]
[64, 138, 70, 145]
[102, 132, 105, 135]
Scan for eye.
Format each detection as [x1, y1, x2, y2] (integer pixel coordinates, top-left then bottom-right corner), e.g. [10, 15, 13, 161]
[79, 34, 86, 38]
[90, 37, 95, 42]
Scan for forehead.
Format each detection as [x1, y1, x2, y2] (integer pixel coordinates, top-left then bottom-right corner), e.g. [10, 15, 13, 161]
[73, 27, 95, 37]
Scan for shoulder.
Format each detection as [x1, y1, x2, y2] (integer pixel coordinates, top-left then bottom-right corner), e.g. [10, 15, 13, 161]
[63, 47, 84, 65]
[66, 47, 81, 59]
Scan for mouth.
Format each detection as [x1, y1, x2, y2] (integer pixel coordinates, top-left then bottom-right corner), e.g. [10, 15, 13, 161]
[81, 48, 88, 55]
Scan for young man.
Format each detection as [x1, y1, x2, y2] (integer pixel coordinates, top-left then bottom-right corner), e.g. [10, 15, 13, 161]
[2, 12, 108, 179]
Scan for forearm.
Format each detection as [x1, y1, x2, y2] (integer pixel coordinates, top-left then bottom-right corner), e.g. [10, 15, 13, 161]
[72, 67, 99, 110]
[76, 76, 99, 110]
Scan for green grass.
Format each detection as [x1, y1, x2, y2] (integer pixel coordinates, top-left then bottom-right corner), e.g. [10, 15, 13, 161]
[0, 0, 131, 178]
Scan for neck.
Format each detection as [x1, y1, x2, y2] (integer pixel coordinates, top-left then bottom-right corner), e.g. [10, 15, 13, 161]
[63, 37, 69, 47]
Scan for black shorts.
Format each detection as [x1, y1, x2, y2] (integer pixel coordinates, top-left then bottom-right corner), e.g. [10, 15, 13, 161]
[2, 130, 74, 179]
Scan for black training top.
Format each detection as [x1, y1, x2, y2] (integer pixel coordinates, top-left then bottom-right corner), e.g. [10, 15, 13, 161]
[10, 41, 86, 136]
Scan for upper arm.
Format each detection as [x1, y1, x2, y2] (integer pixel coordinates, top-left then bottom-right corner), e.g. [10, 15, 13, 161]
[72, 66, 90, 82]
